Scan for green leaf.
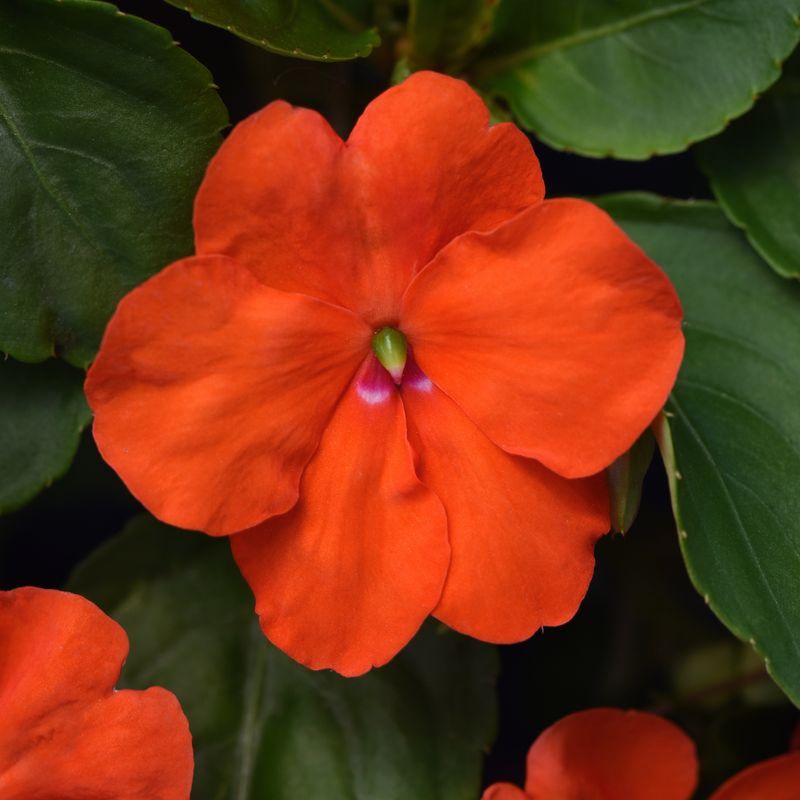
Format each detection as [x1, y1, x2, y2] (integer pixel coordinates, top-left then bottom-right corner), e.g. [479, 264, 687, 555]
[0, 357, 90, 514]
[163, 0, 380, 60]
[597, 192, 800, 706]
[69, 515, 498, 799]
[0, 0, 227, 367]
[607, 430, 655, 534]
[473, 0, 800, 159]
[406, 0, 497, 72]
[696, 52, 800, 278]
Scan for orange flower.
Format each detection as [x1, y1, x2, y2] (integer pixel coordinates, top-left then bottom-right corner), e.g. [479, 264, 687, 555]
[0, 587, 193, 798]
[86, 72, 683, 676]
[482, 707, 800, 800]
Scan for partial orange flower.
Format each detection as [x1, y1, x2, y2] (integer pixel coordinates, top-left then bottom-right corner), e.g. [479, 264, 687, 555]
[711, 752, 800, 800]
[0, 587, 193, 799]
[482, 707, 800, 800]
[86, 71, 684, 675]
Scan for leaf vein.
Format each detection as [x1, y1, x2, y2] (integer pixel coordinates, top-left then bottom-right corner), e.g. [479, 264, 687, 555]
[0, 86, 104, 256]
[478, 0, 712, 76]
[677, 379, 799, 451]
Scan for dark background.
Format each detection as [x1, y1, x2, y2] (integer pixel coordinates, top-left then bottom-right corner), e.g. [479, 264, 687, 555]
[1, 3, 795, 796]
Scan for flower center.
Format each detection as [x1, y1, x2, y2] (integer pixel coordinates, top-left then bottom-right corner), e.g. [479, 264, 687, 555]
[371, 327, 407, 384]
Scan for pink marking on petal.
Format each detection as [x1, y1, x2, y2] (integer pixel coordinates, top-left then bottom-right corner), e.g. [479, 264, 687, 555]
[403, 355, 433, 393]
[356, 355, 395, 405]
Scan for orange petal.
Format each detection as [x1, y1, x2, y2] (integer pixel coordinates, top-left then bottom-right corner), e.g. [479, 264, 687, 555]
[86, 255, 370, 535]
[194, 72, 542, 325]
[0, 587, 192, 800]
[344, 71, 544, 321]
[710, 752, 800, 800]
[482, 784, 530, 800]
[524, 709, 698, 800]
[402, 199, 684, 479]
[194, 101, 353, 310]
[402, 373, 608, 642]
[230, 359, 450, 676]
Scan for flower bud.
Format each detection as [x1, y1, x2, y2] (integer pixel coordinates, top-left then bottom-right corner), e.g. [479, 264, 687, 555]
[371, 327, 407, 384]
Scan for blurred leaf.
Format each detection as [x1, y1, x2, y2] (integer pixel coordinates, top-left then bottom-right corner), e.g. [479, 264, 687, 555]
[391, 55, 413, 84]
[406, 0, 497, 72]
[473, 0, 800, 159]
[0, 430, 140, 590]
[697, 52, 800, 278]
[608, 429, 655, 534]
[0, 358, 90, 515]
[163, 0, 380, 60]
[673, 640, 782, 710]
[0, 0, 227, 367]
[69, 515, 498, 800]
[597, 192, 800, 707]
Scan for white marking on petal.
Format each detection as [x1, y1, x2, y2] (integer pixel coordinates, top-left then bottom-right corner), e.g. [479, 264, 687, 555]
[357, 382, 392, 405]
[405, 373, 433, 392]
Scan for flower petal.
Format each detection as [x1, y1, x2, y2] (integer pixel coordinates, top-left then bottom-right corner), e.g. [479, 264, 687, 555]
[710, 753, 800, 800]
[86, 255, 370, 535]
[0, 587, 127, 729]
[230, 360, 450, 676]
[194, 101, 355, 310]
[524, 709, 698, 800]
[401, 199, 684, 479]
[481, 785, 530, 800]
[0, 588, 192, 800]
[194, 72, 542, 325]
[403, 377, 608, 642]
[344, 71, 544, 321]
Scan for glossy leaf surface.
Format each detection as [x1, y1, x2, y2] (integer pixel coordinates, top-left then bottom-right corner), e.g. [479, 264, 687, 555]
[598, 193, 800, 706]
[697, 53, 800, 278]
[0, 358, 90, 514]
[0, 0, 226, 367]
[70, 515, 498, 799]
[163, 0, 379, 60]
[474, 0, 800, 158]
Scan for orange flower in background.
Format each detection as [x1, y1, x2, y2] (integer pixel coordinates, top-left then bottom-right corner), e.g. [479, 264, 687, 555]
[0, 587, 193, 798]
[86, 71, 683, 676]
[483, 707, 800, 800]
[710, 752, 800, 800]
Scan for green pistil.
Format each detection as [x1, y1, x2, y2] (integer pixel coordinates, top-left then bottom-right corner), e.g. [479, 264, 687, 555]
[372, 327, 407, 384]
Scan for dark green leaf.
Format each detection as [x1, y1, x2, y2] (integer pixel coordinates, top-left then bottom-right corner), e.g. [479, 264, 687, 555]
[597, 192, 800, 706]
[406, 0, 497, 72]
[697, 52, 800, 278]
[0, 357, 90, 514]
[608, 430, 655, 534]
[473, 0, 800, 158]
[69, 515, 498, 799]
[163, 0, 380, 60]
[0, 0, 227, 367]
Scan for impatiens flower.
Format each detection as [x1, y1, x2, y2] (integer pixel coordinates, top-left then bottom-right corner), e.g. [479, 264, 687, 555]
[710, 752, 800, 800]
[86, 71, 684, 676]
[0, 587, 193, 799]
[483, 709, 698, 800]
[482, 707, 800, 800]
